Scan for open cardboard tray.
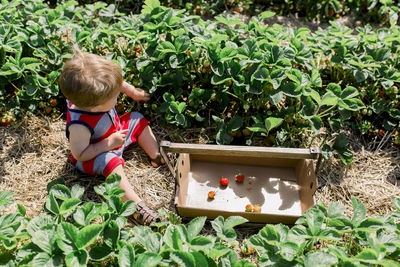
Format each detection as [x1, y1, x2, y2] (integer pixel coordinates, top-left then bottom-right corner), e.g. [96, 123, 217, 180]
[160, 141, 320, 224]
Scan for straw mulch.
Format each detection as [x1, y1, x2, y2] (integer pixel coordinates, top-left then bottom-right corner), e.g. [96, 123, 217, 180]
[1, 115, 399, 220]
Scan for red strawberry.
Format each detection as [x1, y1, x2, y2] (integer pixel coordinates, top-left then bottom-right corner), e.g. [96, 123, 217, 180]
[245, 204, 253, 212]
[378, 129, 385, 136]
[235, 173, 245, 183]
[208, 191, 215, 199]
[220, 177, 229, 186]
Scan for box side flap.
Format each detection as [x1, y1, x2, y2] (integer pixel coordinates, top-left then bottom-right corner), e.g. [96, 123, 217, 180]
[161, 142, 320, 160]
[296, 159, 317, 213]
[176, 153, 191, 206]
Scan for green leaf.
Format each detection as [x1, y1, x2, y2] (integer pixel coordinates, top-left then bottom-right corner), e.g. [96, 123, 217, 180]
[220, 47, 237, 61]
[354, 70, 368, 82]
[224, 216, 248, 228]
[191, 252, 209, 266]
[159, 41, 176, 54]
[0, 191, 14, 210]
[187, 217, 206, 241]
[252, 67, 269, 81]
[259, 11, 276, 19]
[305, 208, 324, 236]
[170, 251, 196, 267]
[17, 204, 26, 216]
[286, 69, 303, 84]
[282, 82, 302, 97]
[65, 250, 88, 267]
[227, 116, 243, 132]
[351, 198, 366, 227]
[234, 259, 256, 267]
[320, 91, 338, 106]
[31, 229, 57, 254]
[104, 220, 119, 249]
[327, 202, 346, 218]
[300, 95, 316, 117]
[280, 242, 299, 262]
[76, 224, 103, 250]
[393, 198, 400, 211]
[118, 244, 135, 267]
[326, 83, 341, 97]
[27, 215, 55, 236]
[355, 248, 378, 260]
[57, 222, 78, 253]
[135, 252, 161, 267]
[120, 200, 136, 217]
[341, 86, 359, 99]
[70, 184, 85, 199]
[89, 245, 113, 261]
[305, 251, 338, 266]
[49, 184, 71, 200]
[59, 198, 81, 215]
[309, 116, 322, 133]
[175, 36, 191, 53]
[264, 117, 283, 134]
[189, 236, 213, 250]
[211, 75, 231, 85]
[141, 0, 161, 14]
[109, 195, 123, 213]
[45, 194, 60, 215]
[164, 225, 183, 250]
[23, 75, 38, 96]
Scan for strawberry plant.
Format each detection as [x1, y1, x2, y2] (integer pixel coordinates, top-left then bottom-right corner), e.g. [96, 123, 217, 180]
[1, 177, 400, 266]
[1, 0, 399, 164]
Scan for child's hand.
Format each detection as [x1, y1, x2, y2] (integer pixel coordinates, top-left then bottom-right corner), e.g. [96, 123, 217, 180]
[107, 129, 128, 149]
[121, 81, 150, 102]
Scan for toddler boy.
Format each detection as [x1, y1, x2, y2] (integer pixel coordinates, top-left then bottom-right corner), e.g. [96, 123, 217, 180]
[59, 50, 163, 225]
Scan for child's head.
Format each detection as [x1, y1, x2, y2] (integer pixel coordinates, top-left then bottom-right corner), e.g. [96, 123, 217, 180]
[59, 50, 123, 108]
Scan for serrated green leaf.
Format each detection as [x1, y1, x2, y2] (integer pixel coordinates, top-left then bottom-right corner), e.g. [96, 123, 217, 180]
[76, 224, 103, 250]
[187, 217, 206, 241]
[0, 191, 14, 210]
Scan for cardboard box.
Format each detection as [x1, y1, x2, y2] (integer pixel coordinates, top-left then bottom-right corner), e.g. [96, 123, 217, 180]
[160, 142, 320, 224]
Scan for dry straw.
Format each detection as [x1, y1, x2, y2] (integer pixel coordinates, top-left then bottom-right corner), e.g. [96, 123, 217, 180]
[1, 115, 399, 220]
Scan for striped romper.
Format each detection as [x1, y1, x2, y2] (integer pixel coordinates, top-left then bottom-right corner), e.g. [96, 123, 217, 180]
[66, 101, 149, 177]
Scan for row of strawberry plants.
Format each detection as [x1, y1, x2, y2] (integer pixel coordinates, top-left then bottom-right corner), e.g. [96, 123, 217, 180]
[0, 0, 399, 164]
[75, 0, 400, 26]
[0, 174, 400, 266]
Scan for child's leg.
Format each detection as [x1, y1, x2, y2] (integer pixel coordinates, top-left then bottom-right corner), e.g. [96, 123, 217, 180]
[110, 164, 159, 225]
[110, 164, 141, 203]
[137, 125, 164, 167]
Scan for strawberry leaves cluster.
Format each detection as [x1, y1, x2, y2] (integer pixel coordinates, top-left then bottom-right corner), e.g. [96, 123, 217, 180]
[1, 177, 400, 265]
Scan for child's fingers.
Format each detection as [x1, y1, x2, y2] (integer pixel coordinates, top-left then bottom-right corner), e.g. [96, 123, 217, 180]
[119, 129, 129, 135]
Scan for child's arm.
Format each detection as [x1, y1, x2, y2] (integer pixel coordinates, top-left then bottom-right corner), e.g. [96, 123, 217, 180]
[121, 81, 150, 102]
[69, 124, 128, 161]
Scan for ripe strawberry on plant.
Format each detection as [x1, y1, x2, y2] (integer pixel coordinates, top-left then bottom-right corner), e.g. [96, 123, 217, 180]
[378, 129, 385, 137]
[220, 177, 229, 186]
[208, 191, 215, 199]
[245, 204, 253, 212]
[235, 173, 245, 183]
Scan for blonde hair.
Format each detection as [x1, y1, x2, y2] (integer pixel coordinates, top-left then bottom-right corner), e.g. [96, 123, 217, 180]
[59, 49, 123, 108]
